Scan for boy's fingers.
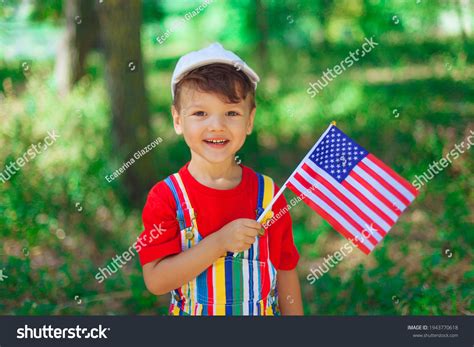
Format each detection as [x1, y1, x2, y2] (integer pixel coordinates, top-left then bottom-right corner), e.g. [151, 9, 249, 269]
[243, 228, 259, 237]
[244, 236, 256, 245]
[242, 219, 262, 230]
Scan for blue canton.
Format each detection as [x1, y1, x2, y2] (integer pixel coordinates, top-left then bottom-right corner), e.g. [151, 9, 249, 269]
[309, 126, 368, 183]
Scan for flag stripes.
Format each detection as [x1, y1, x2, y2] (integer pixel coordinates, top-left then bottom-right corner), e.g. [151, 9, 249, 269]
[285, 124, 418, 254]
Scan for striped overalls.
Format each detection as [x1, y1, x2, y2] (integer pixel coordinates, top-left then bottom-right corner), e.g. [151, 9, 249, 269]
[164, 171, 280, 316]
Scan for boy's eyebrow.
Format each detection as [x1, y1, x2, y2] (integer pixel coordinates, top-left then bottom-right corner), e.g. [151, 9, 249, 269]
[182, 103, 246, 113]
[180, 104, 204, 114]
[183, 102, 206, 109]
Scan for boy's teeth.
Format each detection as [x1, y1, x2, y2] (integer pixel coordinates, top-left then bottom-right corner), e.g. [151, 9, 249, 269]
[206, 139, 227, 144]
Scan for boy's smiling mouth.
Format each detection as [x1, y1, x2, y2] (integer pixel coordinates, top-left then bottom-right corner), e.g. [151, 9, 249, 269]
[203, 138, 230, 148]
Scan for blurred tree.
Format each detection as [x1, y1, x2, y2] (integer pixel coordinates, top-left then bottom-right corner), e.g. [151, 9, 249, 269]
[255, 0, 269, 74]
[29, 0, 63, 21]
[55, 0, 100, 95]
[455, 0, 472, 58]
[97, 0, 154, 205]
[318, 0, 333, 47]
[52, 0, 154, 203]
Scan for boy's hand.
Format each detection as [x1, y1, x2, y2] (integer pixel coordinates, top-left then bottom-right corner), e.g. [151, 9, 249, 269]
[217, 218, 262, 253]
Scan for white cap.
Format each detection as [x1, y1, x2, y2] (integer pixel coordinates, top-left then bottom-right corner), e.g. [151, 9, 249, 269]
[171, 42, 260, 99]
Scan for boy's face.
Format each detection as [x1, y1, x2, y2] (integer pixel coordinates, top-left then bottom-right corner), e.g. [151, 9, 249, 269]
[172, 85, 255, 165]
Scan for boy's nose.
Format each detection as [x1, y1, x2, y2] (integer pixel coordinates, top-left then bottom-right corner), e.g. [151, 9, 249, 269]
[207, 114, 226, 131]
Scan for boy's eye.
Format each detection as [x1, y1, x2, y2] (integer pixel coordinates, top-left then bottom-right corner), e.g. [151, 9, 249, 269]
[226, 111, 240, 117]
[192, 111, 206, 117]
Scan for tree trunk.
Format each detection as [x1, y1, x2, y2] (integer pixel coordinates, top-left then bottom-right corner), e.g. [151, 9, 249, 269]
[97, 0, 155, 205]
[55, 0, 99, 95]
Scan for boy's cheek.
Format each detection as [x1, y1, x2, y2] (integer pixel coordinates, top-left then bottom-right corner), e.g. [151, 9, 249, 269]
[182, 135, 203, 152]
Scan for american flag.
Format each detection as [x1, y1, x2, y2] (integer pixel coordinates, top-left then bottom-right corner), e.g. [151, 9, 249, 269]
[285, 124, 418, 254]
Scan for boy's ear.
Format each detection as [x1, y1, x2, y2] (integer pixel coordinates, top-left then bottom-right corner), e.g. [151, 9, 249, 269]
[171, 105, 183, 135]
[246, 107, 256, 135]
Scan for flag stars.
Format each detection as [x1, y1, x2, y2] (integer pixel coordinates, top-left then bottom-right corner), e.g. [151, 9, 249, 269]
[315, 127, 369, 180]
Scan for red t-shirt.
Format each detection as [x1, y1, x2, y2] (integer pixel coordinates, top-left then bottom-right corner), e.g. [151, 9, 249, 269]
[138, 162, 299, 270]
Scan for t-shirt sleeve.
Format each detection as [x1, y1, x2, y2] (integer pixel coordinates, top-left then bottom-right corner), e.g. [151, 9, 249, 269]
[137, 181, 181, 266]
[267, 183, 300, 270]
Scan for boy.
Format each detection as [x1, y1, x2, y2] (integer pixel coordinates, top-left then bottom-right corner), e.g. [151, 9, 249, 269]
[138, 43, 303, 316]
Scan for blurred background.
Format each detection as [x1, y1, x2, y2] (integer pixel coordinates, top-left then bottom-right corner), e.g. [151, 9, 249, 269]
[0, 0, 472, 315]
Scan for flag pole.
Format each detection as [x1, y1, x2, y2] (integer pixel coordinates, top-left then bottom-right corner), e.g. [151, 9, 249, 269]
[256, 122, 336, 224]
[233, 122, 336, 257]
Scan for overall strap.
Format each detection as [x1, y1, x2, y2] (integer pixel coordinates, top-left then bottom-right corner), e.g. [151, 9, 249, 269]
[244, 173, 275, 262]
[164, 172, 197, 312]
[256, 173, 275, 223]
[256, 173, 265, 219]
[256, 173, 279, 315]
[164, 173, 195, 230]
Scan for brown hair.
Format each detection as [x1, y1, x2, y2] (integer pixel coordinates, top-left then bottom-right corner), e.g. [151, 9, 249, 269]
[173, 63, 256, 112]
